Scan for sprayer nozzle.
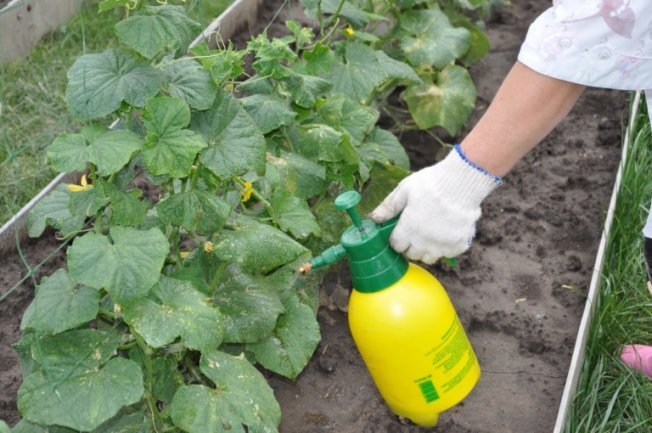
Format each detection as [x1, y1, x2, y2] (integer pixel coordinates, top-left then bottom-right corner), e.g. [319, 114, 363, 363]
[299, 263, 313, 275]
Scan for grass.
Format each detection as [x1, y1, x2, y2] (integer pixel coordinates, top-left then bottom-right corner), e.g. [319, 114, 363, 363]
[566, 96, 652, 431]
[0, 0, 231, 225]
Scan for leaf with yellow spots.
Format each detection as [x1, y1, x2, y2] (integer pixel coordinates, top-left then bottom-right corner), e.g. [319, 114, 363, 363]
[123, 276, 223, 352]
[17, 329, 143, 431]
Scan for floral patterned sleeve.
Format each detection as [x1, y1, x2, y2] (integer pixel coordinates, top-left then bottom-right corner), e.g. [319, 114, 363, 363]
[518, 1, 651, 90]
[519, 1, 652, 236]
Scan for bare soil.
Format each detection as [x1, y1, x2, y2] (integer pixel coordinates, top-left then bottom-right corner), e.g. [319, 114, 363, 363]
[0, 0, 627, 432]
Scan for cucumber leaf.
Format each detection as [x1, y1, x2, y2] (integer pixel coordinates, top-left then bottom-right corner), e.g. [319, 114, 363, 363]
[399, 9, 471, 69]
[123, 276, 223, 352]
[21, 269, 99, 335]
[404, 64, 476, 135]
[192, 91, 266, 180]
[17, 330, 143, 432]
[214, 217, 308, 275]
[247, 293, 320, 379]
[27, 184, 85, 238]
[115, 5, 201, 59]
[142, 96, 208, 178]
[66, 49, 163, 120]
[213, 264, 285, 344]
[170, 351, 280, 433]
[48, 128, 142, 176]
[67, 227, 169, 305]
[162, 58, 217, 110]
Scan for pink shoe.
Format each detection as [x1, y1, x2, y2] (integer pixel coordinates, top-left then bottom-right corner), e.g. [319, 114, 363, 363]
[620, 344, 652, 379]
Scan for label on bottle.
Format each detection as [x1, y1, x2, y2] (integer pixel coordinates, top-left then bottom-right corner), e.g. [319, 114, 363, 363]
[425, 316, 475, 395]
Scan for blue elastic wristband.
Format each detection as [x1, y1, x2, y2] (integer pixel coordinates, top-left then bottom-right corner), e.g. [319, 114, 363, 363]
[454, 144, 502, 185]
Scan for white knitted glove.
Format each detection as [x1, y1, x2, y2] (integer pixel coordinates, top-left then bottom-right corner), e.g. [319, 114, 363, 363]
[369, 145, 501, 264]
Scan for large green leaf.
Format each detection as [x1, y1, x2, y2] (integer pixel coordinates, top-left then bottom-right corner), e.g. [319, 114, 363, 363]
[303, 43, 335, 76]
[329, 43, 419, 104]
[374, 50, 422, 83]
[291, 124, 344, 163]
[17, 330, 143, 432]
[192, 91, 266, 179]
[67, 227, 169, 305]
[142, 96, 208, 178]
[359, 127, 410, 170]
[0, 421, 8, 433]
[329, 43, 387, 104]
[214, 217, 308, 275]
[124, 276, 223, 351]
[115, 5, 201, 59]
[404, 64, 476, 134]
[66, 49, 163, 120]
[48, 127, 142, 176]
[247, 293, 320, 379]
[213, 264, 285, 344]
[27, 184, 85, 238]
[241, 94, 296, 134]
[271, 189, 321, 239]
[21, 269, 99, 334]
[399, 9, 471, 69]
[170, 351, 280, 433]
[162, 58, 217, 110]
[157, 190, 231, 235]
[265, 152, 327, 199]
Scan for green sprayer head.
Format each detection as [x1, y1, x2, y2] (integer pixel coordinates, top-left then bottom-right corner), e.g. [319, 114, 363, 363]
[300, 191, 408, 293]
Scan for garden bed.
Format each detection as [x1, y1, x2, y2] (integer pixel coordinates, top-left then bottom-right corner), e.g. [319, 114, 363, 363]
[0, 1, 628, 432]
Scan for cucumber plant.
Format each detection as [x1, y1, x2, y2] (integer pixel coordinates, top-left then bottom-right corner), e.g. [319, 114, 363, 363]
[14, 4, 414, 432]
[12, 0, 493, 431]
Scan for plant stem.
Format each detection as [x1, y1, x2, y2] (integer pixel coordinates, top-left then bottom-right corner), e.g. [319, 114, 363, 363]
[133, 331, 164, 432]
[184, 355, 205, 385]
[98, 307, 116, 319]
[208, 261, 227, 292]
[324, 0, 347, 28]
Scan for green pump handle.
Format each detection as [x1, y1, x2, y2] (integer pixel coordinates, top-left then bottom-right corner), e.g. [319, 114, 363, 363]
[299, 192, 456, 277]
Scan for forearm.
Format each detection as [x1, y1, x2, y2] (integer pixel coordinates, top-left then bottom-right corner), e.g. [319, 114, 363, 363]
[460, 61, 585, 177]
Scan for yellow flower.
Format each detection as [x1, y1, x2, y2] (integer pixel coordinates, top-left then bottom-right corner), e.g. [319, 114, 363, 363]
[180, 251, 190, 259]
[67, 174, 93, 192]
[240, 181, 254, 203]
[203, 241, 214, 253]
[344, 26, 355, 37]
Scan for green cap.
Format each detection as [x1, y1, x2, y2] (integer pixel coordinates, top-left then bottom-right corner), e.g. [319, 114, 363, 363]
[309, 191, 408, 293]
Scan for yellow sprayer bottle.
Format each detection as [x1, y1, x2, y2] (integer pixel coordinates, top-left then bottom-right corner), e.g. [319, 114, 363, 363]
[303, 191, 480, 427]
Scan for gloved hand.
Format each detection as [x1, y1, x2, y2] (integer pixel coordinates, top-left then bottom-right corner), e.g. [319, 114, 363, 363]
[369, 145, 502, 264]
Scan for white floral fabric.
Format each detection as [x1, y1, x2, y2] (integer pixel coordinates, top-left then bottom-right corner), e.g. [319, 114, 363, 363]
[518, 0, 652, 121]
